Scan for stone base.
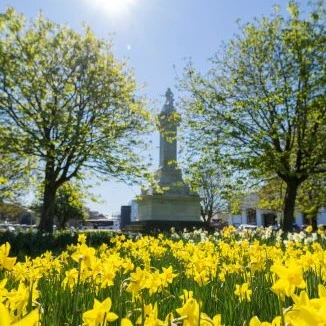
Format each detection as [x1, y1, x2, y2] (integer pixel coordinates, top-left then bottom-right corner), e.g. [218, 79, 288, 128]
[137, 194, 201, 221]
[122, 219, 211, 234]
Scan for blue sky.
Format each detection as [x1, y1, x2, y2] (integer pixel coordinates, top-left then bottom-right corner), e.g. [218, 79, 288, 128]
[1, 0, 301, 215]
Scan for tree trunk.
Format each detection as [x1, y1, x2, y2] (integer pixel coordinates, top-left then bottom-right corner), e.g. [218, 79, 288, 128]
[39, 159, 57, 233]
[207, 205, 213, 223]
[308, 191, 318, 231]
[39, 182, 56, 233]
[282, 179, 300, 232]
[200, 205, 207, 222]
[311, 214, 318, 231]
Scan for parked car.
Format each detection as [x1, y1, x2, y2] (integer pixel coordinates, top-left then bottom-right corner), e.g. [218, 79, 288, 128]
[210, 220, 228, 230]
[238, 224, 257, 230]
[0, 223, 16, 232]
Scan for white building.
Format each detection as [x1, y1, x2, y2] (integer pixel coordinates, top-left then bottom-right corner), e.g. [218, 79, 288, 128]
[229, 193, 326, 227]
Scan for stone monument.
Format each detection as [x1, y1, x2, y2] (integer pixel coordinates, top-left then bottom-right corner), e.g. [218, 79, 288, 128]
[136, 88, 201, 226]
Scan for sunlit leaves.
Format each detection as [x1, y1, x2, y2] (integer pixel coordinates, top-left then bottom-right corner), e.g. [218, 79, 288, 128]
[180, 1, 326, 231]
[0, 8, 153, 231]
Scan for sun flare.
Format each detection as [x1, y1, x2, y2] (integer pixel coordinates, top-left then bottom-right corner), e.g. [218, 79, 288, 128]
[85, 0, 136, 17]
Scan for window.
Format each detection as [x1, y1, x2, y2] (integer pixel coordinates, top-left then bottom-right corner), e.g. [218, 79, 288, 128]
[263, 213, 277, 227]
[246, 208, 256, 224]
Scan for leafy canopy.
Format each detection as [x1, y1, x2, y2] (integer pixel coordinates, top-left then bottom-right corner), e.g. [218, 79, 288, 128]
[0, 8, 152, 187]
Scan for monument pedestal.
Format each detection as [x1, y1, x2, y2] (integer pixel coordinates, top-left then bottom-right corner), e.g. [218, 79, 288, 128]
[125, 219, 208, 233]
[125, 88, 203, 232]
[138, 194, 201, 221]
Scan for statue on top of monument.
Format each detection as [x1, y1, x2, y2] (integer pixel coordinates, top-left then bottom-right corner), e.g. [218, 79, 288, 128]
[165, 88, 174, 107]
[161, 88, 175, 114]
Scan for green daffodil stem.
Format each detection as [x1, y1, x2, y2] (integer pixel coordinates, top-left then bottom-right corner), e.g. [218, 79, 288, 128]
[72, 257, 82, 325]
[278, 295, 285, 326]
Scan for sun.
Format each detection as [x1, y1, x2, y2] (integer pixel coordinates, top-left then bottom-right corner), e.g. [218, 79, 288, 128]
[85, 0, 136, 17]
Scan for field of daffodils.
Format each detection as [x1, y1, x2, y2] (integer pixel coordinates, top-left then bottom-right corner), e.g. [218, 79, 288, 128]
[0, 226, 325, 326]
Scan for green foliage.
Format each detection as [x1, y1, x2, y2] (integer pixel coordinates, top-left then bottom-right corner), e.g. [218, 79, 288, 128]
[0, 229, 117, 259]
[0, 8, 153, 232]
[0, 202, 33, 223]
[297, 175, 326, 228]
[0, 130, 35, 201]
[184, 159, 230, 222]
[257, 175, 326, 224]
[54, 182, 88, 229]
[180, 1, 326, 231]
[257, 179, 285, 212]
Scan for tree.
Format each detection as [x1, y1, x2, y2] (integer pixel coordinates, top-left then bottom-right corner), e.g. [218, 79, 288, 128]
[257, 175, 325, 230]
[0, 9, 151, 233]
[0, 125, 34, 201]
[0, 152, 32, 201]
[54, 182, 88, 229]
[257, 178, 285, 213]
[180, 1, 326, 231]
[297, 175, 326, 230]
[184, 158, 230, 223]
[0, 201, 28, 223]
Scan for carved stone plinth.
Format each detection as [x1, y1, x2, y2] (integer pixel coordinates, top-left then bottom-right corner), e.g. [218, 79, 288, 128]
[138, 194, 201, 221]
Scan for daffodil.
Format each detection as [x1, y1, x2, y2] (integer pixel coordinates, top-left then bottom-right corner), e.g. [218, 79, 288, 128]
[100, 262, 117, 288]
[234, 282, 252, 302]
[145, 270, 163, 295]
[249, 316, 281, 326]
[305, 225, 313, 233]
[126, 267, 147, 298]
[285, 285, 326, 325]
[136, 303, 163, 326]
[6, 282, 39, 318]
[0, 242, 16, 271]
[176, 298, 200, 326]
[121, 318, 133, 326]
[0, 302, 39, 326]
[200, 313, 223, 326]
[62, 268, 79, 290]
[160, 266, 177, 287]
[71, 243, 96, 268]
[271, 263, 306, 298]
[0, 278, 8, 303]
[78, 233, 87, 244]
[83, 297, 118, 326]
[179, 289, 193, 304]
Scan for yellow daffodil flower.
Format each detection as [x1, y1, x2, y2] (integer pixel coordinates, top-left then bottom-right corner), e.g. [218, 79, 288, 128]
[83, 297, 118, 326]
[305, 225, 313, 233]
[286, 285, 326, 325]
[136, 303, 163, 326]
[121, 318, 133, 326]
[176, 298, 200, 326]
[0, 303, 39, 326]
[6, 282, 39, 318]
[0, 242, 16, 271]
[249, 316, 281, 326]
[234, 282, 252, 302]
[271, 264, 306, 298]
[0, 278, 8, 303]
[71, 243, 96, 268]
[200, 313, 223, 326]
[78, 233, 87, 244]
[160, 266, 178, 287]
[126, 267, 147, 298]
[179, 289, 193, 304]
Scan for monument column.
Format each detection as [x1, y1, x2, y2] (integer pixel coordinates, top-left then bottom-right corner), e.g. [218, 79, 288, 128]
[155, 88, 184, 188]
[136, 88, 201, 223]
[159, 88, 178, 169]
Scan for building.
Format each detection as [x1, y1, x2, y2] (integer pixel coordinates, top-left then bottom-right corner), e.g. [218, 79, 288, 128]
[229, 193, 326, 228]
